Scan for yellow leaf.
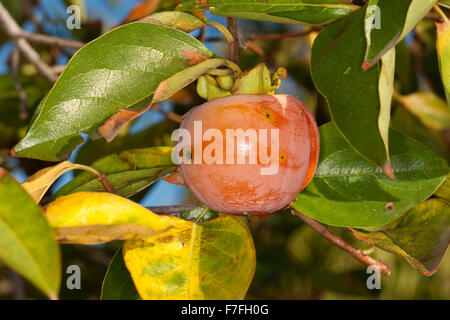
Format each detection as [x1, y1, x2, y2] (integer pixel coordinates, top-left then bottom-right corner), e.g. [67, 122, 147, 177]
[21, 161, 102, 203]
[45, 192, 172, 243]
[396, 92, 450, 131]
[123, 215, 256, 300]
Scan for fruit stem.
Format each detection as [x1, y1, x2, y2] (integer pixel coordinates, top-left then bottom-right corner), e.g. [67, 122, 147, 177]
[206, 21, 236, 60]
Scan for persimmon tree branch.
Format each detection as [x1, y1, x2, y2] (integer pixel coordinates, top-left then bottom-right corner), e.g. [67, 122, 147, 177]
[17, 31, 84, 49]
[0, 2, 57, 82]
[290, 208, 391, 276]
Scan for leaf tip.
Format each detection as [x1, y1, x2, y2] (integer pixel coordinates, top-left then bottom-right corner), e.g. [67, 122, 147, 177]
[361, 61, 372, 72]
[99, 109, 142, 143]
[382, 162, 396, 180]
[163, 168, 186, 186]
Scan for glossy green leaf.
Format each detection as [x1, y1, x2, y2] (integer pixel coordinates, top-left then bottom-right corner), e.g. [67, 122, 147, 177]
[363, 0, 436, 69]
[352, 198, 450, 275]
[54, 146, 176, 199]
[396, 92, 450, 131]
[101, 248, 140, 300]
[292, 122, 449, 228]
[123, 215, 255, 299]
[12, 23, 214, 161]
[436, 15, 450, 103]
[0, 168, 60, 299]
[311, 7, 392, 173]
[140, 11, 205, 32]
[178, 0, 358, 25]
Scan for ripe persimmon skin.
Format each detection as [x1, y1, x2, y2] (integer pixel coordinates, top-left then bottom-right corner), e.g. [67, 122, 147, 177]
[179, 94, 319, 216]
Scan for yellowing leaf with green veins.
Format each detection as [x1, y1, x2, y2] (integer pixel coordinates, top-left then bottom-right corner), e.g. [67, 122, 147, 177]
[21, 160, 102, 203]
[45, 192, 173, 243]
[0, 168, 60, 299]
[352, 198, 450, 276]
[395, 92, 450, 131]
[435, 173, 450, 200]
[436, 16, 450, 103]
[123, 215, 255, 300]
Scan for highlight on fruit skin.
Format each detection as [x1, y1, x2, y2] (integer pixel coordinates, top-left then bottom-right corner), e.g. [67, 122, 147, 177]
[174, 94, 320, 216]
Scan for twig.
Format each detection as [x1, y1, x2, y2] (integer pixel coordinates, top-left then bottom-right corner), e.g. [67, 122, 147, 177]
[290, 208, 391, 276]
[247, 41, 265, 57]
[226, 18, 240, 63]
[98, 174, 115, 194]
[0, 2, 57, 82]
[152, 104, 182, 123]
[10, 48, 29, 120]
[146, 205, 199, 214]
[51, 64, 66, 75]
[21, 0, 44, 33]
[18, 31, 84, 49]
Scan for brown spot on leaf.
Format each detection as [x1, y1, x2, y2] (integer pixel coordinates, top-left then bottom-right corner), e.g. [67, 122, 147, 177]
[153, 80, 169, 104]
[385, 202, 394, 212]
[99, 108, 148, 143]
[182, 50, 209, 65]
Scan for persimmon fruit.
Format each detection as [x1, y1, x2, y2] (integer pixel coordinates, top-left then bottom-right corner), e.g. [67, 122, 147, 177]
[178, 94, 319, 216]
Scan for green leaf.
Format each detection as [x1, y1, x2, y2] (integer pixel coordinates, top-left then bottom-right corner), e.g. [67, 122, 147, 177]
[352, 198, 450, 275]
[436, 15, 450, 103]
[311, 7, 393, 173]
[123, 215, 255, 299]
[0, 168, 60, 299]
[178, 0, 358, 26]
[101, 248, 140, 300]
[395, 92, 450, 131]
[54, 146, 176, 199]
[75, 119, 178, 165]
[180, 206, 219, 223]
[363, 0, 436, 69]
[12, 23, 214, 161]
[435, 173, 450, 200]
[292, 122, 449, 228]
[140, 11, 205, 32]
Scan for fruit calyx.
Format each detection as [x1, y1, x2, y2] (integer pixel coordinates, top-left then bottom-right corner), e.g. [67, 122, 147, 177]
[197, 63, 287, 101]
